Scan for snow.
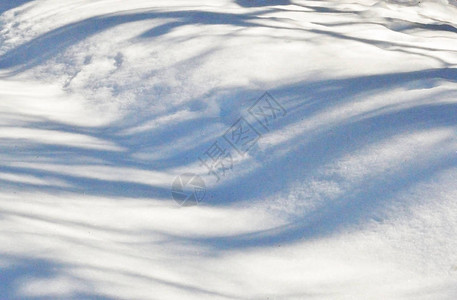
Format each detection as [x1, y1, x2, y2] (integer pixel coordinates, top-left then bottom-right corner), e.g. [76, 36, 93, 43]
[1, 0, 457, 299]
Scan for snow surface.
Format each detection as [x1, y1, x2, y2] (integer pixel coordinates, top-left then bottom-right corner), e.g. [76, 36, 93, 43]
[1, 0, 457, 299]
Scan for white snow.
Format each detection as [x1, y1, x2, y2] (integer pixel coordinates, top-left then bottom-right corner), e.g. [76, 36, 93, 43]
[1, 0, 457, 299]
